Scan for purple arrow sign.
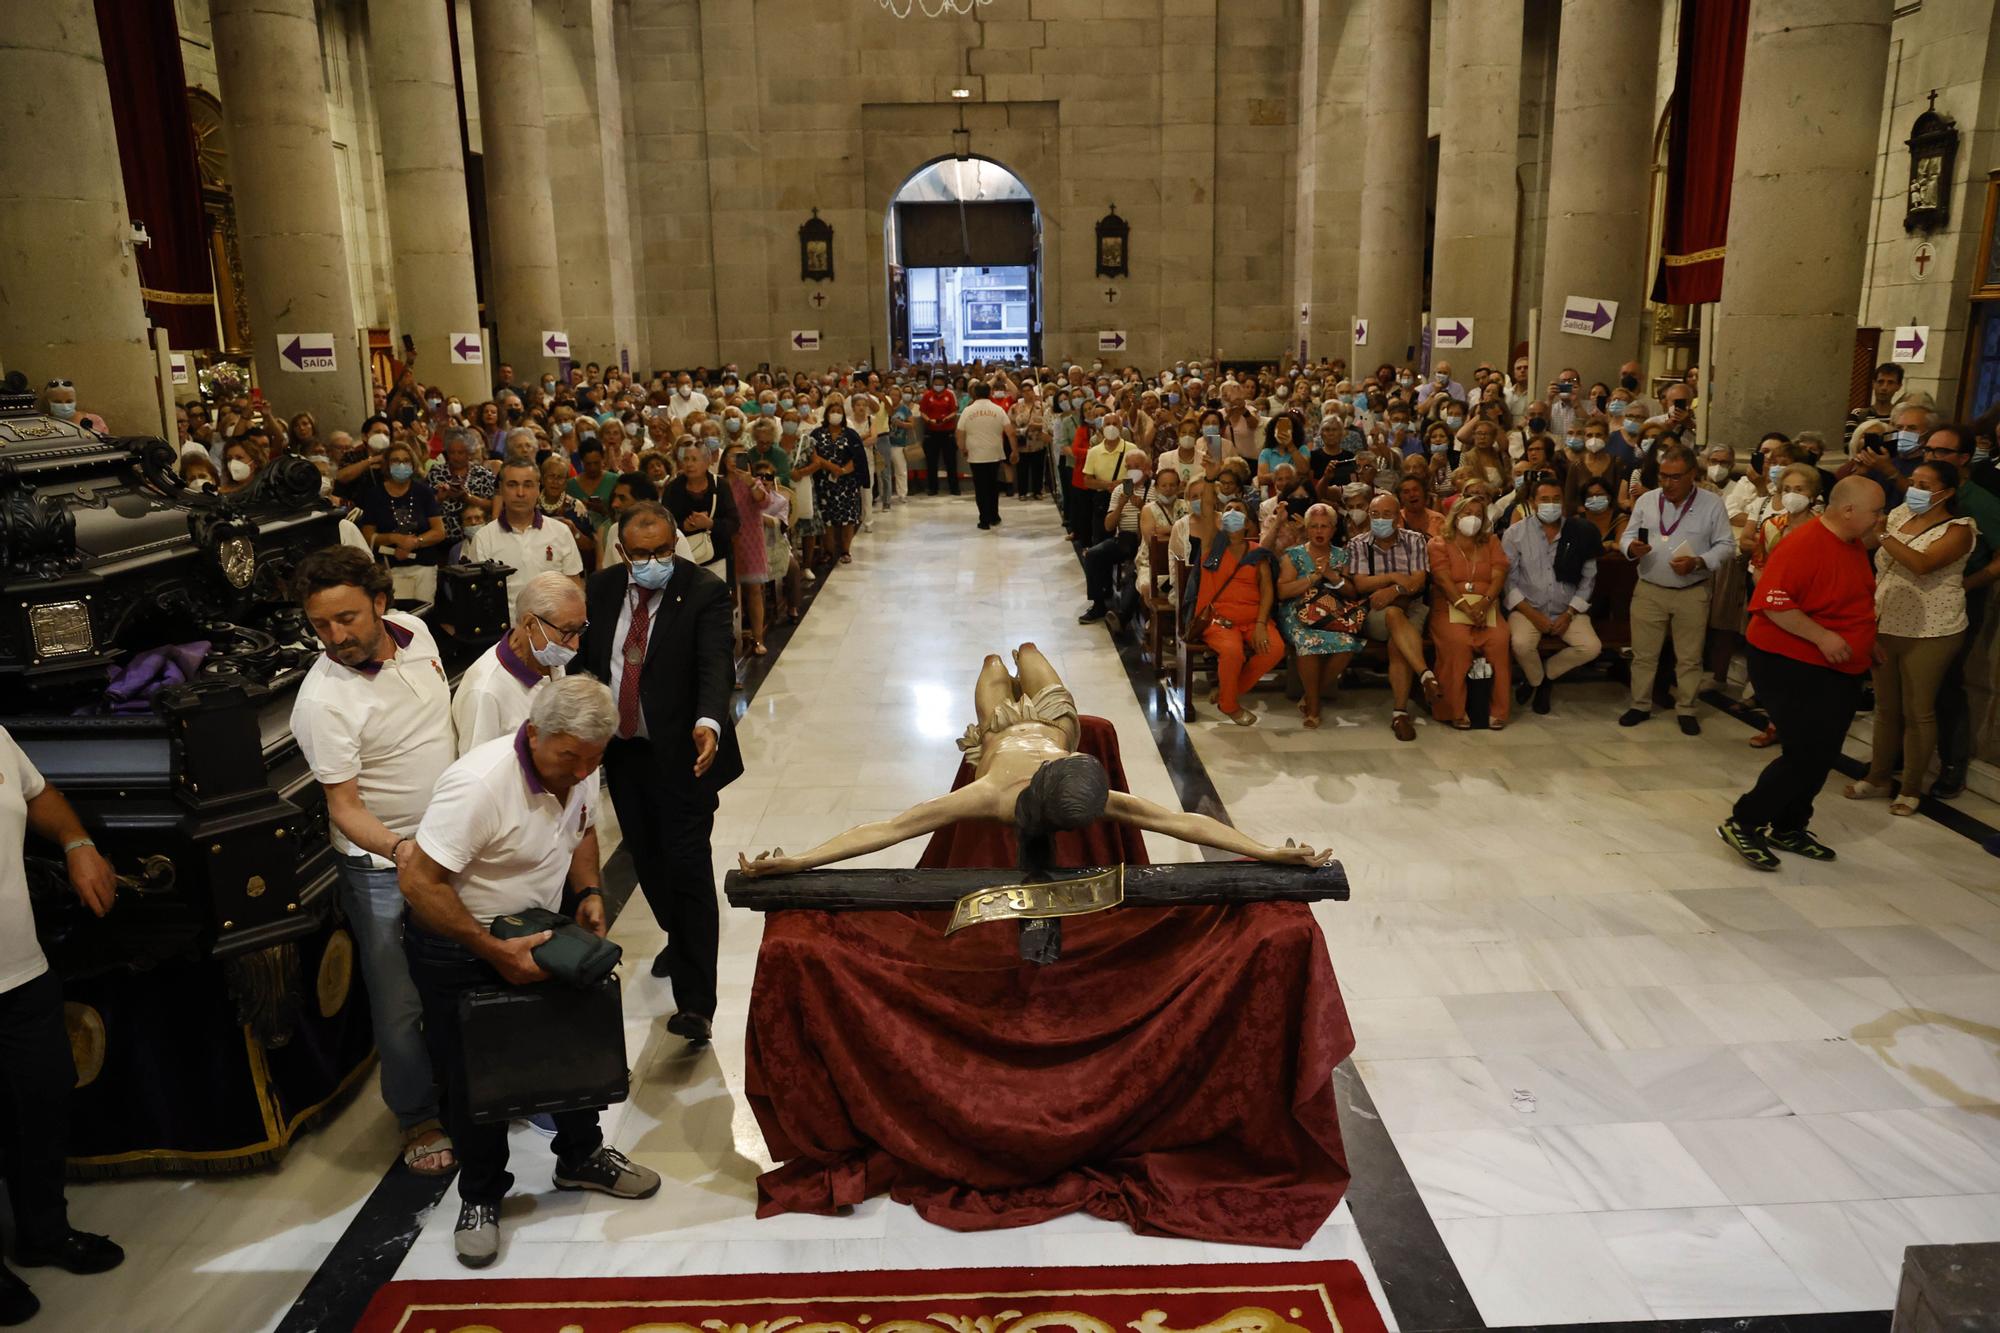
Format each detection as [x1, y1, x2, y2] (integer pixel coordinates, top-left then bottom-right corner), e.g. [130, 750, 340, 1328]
[281, 335, 333, 368]
[1436, 319, 1470, 345]
[1104, 332, 1125, 349]
[1563, 302, 1612, 333]
[544, 333, 565, 354]
[1895, 328, 1924, 356]
[453, 335, 479, 359]
[793, 331, 812, 348]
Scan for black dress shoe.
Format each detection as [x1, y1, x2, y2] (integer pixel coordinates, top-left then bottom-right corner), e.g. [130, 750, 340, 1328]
[1617, 708, 1650, 727]
[1533, 679, 1553, 715]
[1928, 765, 1967, 800]
[650, 947, 672, 979]
[1513, 678, 1532, 705]
[1078, 604, 1108, 624]
[1678, 715, 1701, 737]
[13, 1230, 123, 1276]
[0, 1263, 37, 1327]
[665, 1011, 713, 1047]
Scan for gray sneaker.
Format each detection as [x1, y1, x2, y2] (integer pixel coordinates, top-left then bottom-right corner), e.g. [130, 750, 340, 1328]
[552, 1145, 661, 1200]
[454, 1201, 499, 1269]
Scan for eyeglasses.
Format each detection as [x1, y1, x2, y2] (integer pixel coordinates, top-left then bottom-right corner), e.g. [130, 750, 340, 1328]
[45, 379, 73, 389]
[533, 614, 588, 644]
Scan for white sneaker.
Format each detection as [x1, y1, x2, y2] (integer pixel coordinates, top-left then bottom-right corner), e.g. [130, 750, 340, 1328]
[454, 1201, 499, 1268]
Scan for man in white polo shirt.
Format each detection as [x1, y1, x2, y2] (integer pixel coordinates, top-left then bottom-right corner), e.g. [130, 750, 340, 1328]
[0, 728, 123, 1324]
[399, 677, 660, 1269]
[467, 458, 585, 621]
[450, 572, 586, 754]
[955, 379, 1017, 531]
[289, 546, 457, 1178]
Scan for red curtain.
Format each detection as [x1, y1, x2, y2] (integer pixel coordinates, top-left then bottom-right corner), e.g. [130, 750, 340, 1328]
[95, 0, 216, 350]
[1652, 0, 1751, 306]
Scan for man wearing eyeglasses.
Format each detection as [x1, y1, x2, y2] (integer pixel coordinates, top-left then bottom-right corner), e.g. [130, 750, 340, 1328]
[451, 573, 590, 754]
[580, 502, 742, 1048]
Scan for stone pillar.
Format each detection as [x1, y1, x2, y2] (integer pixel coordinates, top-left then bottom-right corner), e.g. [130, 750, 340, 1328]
[210, 0, 365, 429]
[1709, 0, 1892, 446]
[0, 0, 161, 434]
[1354, 0, 1428, 365]
[471, 0, 566, 374]
[1432, 0, 1524, 369]
[1534, 0, 1661, 389]
[368, 0, 486, 406]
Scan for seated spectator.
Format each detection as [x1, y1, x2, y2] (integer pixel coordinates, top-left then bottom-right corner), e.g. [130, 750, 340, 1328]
[1397, 473, 1444, 538]
[1260, 461, 1315, 551]
[218, 437, 265, 495]
[567, 438, 618, 523]
[1428, 493, 1512, 730]
[448, 497, 491, 563]
[357, 441, 448, 602]
[1276, 504, 1361, 729]
[1137, 464, 1186, 605]
[1080, 450, 1155, 627]
[1257, 411, 1310, 482]
[1349, 492, 1439, 740]
[178, 443, 219, 491]
[1502, 476, 1602, 715]
[1194, 496, 1284, 726]
[536, 454, 598, 566]
[1847, 460, 1976, 816]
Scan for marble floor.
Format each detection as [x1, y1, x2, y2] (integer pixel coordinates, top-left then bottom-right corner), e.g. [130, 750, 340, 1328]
[35, 494, 2000, 1331]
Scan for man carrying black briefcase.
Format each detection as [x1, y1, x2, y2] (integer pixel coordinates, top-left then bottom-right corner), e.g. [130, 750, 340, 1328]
[398, 676, 660, 1269]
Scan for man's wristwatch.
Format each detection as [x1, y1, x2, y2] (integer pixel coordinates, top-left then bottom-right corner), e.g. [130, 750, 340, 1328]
[574, 887, 604, 901]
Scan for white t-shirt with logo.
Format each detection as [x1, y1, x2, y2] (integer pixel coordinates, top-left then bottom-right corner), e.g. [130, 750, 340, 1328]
[0, 726, 50, 994]
[958, 398, 1012, 465]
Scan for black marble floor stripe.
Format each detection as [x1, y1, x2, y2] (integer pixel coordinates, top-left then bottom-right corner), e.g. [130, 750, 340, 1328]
[1700, 687, 2000, 849]
[276, 557, 842, 1333]
[1071, 524, 1485, 1333]
[1480, 1312, 1889, 1333]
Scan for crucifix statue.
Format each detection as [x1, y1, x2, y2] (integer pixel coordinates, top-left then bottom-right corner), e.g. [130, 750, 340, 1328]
[730, 644, 1343, 961]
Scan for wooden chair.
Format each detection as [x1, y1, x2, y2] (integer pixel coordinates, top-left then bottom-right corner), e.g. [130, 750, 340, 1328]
[1140, 532, 1177, 671]
[1172, 553, 1216, 719]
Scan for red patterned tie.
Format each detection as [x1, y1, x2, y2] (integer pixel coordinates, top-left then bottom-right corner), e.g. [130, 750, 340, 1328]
[616, 592, 651, 739]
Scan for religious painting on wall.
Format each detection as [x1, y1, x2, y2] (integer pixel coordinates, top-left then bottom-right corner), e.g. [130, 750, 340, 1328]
[800, 209, 834, 282]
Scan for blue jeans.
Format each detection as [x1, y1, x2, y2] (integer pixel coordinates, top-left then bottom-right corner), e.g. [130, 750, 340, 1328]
[338, 855, 440, 1131]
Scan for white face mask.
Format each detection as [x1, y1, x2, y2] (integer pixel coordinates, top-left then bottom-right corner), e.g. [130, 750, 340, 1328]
[1708, 463, 1731, 483]
[1584, 437, 1606, 454]
[1178, 434, 1196, 451]
[368, 433, 390, 452]
[1456, 514, 1484, 537]
[1780, 491, 1810, 514]
[1103, 425, 1121, 442]
[227, 458, 252, 481]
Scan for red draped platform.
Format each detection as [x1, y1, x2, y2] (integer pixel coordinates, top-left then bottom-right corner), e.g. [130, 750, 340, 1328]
[743, 716, 1355, 1248]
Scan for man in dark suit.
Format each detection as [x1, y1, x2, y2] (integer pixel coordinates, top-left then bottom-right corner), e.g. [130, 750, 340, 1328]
[581, 501, 742, 1046]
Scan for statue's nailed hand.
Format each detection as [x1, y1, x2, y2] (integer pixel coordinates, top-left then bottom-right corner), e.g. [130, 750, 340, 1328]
[1272, 839, 1334, 867]
[737, 848, 795, 878]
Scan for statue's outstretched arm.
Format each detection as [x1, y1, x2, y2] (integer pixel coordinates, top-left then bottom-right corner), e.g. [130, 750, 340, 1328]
[737, 785, 992, 877]
[1105, 791, 1331, 865]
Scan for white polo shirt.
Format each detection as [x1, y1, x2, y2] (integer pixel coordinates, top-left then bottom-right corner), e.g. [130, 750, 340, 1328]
[958, 397, 1012, 464]
[0, 726, 50, 994]
[451, 635, 557, 755]
[416, 728, 596, 926]
[465, 510, 583, 621]
[291, 611, 457, 867]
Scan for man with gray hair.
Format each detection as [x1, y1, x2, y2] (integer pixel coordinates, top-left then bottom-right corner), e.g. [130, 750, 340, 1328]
[451, 572, 588, 753]
[1618, 442, 1737, 735]
[400, 675, 660, 1268]
[1840, 402, 1934, 505]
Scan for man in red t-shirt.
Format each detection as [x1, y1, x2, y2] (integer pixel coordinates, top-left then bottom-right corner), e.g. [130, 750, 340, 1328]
[1721, 476, 1887, 870]
[917, 374, 961, 497]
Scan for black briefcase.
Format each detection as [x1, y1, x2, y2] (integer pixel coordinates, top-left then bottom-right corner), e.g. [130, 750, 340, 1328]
[456, 974, 629, 1124]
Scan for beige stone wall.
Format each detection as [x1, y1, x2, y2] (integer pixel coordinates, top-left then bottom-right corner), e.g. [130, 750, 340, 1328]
[619, 0, 1299, 372]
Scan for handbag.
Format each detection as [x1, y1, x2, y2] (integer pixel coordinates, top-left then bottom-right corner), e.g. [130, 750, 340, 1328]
[679, 486, 717, 564]
[1298, 577, 1367, 636]
[1186, 549, 1242, 639]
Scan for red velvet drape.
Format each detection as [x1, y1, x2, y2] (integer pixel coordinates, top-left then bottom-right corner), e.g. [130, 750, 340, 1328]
[1652, 0, 1751, 306]
[95, 0, 216, 350]
[743, 717, 1355, 1247]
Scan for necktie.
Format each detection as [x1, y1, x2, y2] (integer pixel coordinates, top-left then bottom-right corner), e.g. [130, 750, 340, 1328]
[617, 591, 652, 739]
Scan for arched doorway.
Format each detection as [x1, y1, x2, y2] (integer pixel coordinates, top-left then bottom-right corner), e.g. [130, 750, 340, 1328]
[885, 156, 1041, 366]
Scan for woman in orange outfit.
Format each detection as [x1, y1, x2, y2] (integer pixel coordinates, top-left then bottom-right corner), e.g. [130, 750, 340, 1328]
[1427, 493, 1512, 730]
[1196, 495, 1286, 725]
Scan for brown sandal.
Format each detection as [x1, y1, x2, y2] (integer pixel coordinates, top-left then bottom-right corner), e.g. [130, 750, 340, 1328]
[402, 1126, 456, 1177]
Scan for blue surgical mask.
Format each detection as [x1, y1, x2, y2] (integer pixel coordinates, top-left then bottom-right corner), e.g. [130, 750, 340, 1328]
[1904, 486, 1935, 514]
[1351, 394, 1369, 409]
[1430, 439, 1450, 454]
[1564, 435, 1584, 451]
[725, 418, 743, 434]
[1535, 502, 1563, 524]
[630, 555, 675, 589]
[1445, 415, 1464, 430]
[388, 462, 414, 482]
[1201, 424, 1221, 438]
[760, 402, 777, 415]
[1167, 392, 1180, 405]
[49, 401, 76, 420]
[1219, 509, 1247, 534]
[1621, 419, 1639, 436]
[780, 397, 795, 409]
[1767, 464, 1784, 484]
[1585, 494, 1611, 513]
[1370, 516, 1396, 539]
[1894, 429, 1921, 455]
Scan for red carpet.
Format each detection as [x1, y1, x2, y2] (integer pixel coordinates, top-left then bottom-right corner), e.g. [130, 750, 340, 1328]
[354, 1260, 1386, 1333]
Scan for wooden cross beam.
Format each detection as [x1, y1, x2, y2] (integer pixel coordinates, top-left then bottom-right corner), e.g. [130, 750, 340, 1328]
[723, 860, 1349, 964]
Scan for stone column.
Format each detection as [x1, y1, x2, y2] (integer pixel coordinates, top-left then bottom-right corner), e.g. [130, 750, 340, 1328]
[1709, 0, 1892, 446]
[1534, 0, 1660, 389]
[0, 0, 161, 434]
[1354, 0, 1428, 365]
[210, 0, 365, 429]
[1432, 0, 1524, 369]
[368, 0, 486, 406]
[471, 0, 566, 374]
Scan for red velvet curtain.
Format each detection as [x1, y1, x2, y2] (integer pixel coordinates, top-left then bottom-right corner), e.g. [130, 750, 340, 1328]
[95, 0, 216, 350]
[1652, 0, 1751, 306]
